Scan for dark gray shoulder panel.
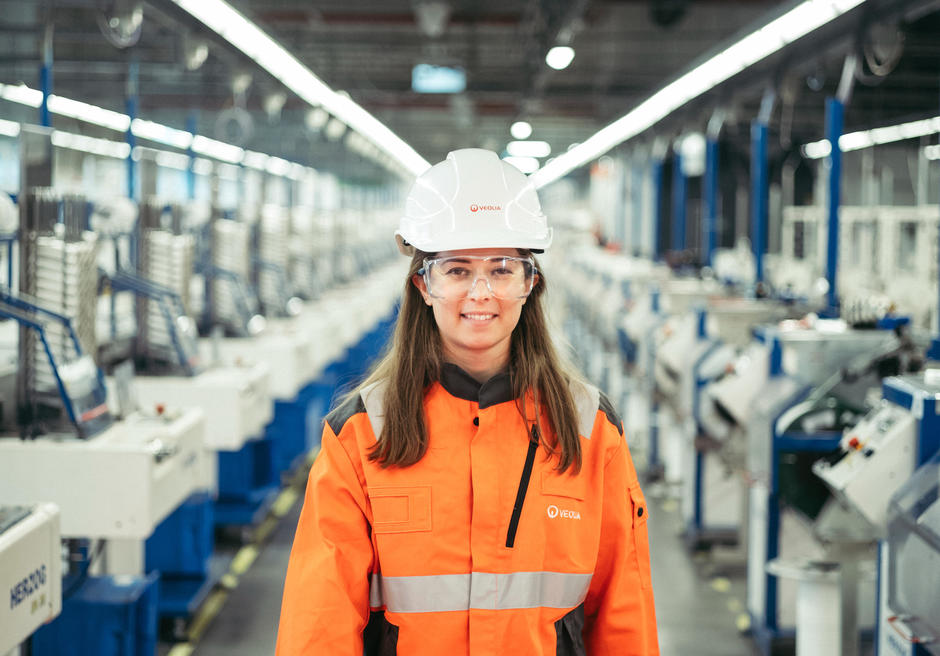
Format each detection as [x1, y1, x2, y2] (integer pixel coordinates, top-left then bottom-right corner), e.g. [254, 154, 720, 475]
[325, 393, 367, 436]
[598, 392, 623, 436]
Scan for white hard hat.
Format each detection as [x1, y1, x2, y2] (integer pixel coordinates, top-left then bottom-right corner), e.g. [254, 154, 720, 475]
[395, 148, 552, 254]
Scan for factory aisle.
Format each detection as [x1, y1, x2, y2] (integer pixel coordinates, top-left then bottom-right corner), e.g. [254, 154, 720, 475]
[645, 483, 758, 656]
[158, 466, 762, 656]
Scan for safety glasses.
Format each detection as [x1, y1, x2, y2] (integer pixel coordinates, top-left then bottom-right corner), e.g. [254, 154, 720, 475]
[419, 255, 537, 300]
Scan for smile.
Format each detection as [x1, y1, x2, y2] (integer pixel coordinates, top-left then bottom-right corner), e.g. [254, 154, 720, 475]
[461, 313, 496, 321]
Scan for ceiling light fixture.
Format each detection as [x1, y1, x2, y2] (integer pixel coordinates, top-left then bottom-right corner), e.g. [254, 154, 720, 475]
[531, 0, 866, 188]
[170, 0, 431, 177]
[925, 144, 940, 161]
[51, 130, 131, 159]
[48, 95, 131, 131]
[506, 140, 551, 158]
[801, 114, 940, 158]
[0, 118, 21, 138]
[131, 118, 193, 149]
[545, 46, 575, 71]
[510, 121, 533, 140]
[192, 134, 245, 163]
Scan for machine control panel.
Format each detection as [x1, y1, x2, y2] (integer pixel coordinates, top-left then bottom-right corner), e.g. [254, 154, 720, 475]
[814, 401, 916, 530]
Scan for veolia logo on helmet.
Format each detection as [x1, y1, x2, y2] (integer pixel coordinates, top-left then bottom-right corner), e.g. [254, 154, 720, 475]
[469, 204, 502, 212]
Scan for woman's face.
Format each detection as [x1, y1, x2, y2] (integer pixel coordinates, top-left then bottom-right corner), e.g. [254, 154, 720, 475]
[413, 247, 533, 369]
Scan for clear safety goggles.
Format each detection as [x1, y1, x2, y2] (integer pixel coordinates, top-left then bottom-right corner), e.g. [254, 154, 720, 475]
[420, 255, 537, 300]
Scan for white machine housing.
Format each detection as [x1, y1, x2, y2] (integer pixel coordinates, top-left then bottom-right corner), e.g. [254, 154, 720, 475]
[130, 362, 271, 452]
[0, 504, 62, 655]
[0, 409, 206, 539]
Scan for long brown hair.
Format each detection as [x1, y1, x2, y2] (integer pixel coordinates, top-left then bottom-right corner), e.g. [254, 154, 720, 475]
[353, 249, 583, 473]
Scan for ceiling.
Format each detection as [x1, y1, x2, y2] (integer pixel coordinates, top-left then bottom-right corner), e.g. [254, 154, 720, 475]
[0, 0, 938, 185]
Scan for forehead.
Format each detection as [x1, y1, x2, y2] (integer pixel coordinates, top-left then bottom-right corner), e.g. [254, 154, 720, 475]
[435, 248, 523, 259]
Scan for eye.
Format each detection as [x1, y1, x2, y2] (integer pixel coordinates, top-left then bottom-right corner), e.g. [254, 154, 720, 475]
[442, 266, 470, 277]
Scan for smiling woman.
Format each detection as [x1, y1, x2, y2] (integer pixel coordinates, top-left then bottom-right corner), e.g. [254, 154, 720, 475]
[276, 148, 659, 656]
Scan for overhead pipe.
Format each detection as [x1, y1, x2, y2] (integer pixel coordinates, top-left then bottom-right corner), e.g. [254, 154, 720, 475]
[40, 21, 53, 128]
[823, 54, 858, 316]
[704, 109, 726, 269]
[751, 88, 775, 289]
[126, 58, 139, 201]
[671, 148, 686, 255]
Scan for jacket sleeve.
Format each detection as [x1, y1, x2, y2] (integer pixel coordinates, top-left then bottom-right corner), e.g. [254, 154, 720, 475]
[583, 430, 660, 655]
[275, 423, 374, 655]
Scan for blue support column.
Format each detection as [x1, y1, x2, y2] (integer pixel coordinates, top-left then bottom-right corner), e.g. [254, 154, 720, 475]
[631, 162, 643, 256]
[652, 159, 664, 260]
[825, 97, 843, 316]
[704, 138, 719, 268]
[672, 152, 686, 253]
[186, 113, 198, 201]
[39, 24, 53, 127]
[126, 59, 139, 201]
[750, 121, 769, 285]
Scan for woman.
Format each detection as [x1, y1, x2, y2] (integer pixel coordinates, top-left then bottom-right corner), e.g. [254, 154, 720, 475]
[276, 149, 658, 655]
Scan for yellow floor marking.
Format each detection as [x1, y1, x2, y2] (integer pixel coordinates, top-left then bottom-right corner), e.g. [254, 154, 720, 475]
[727, 597, 743, 613]
[220, 573, 238, 590]
[254, 516, 278, 543]
[166, 645, 194, 656]
[735, 613, 751, 632]
[710, 577, 731, 593]
[231, 545, 259, 575]
[188, 589, 229, 642]
[272, 488, 299, 518]
[661, 499, 678, 513]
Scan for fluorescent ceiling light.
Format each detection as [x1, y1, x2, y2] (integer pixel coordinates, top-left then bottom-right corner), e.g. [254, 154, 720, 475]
[47, 95, 130, 131]
[0, 84, 320, 180]
[503, 156, 540, 174]
[243, 150, 270, 170]
[131, 119, 193, 149]
[266, 156, 292, 177]
[802, 114, 940, 159]
[170, 0, 430, 177]
[925, 144, 940, 161]
[0, 83, 43, 108]
[0, 118, 20, 138]
[51, 130, 131, 159]
[155, 151, 191, 171]
[507, 140, 551, 158]
[510, 121, 532, 140]
[545, 46, 575, 71]
[192, 135, 244, 163]
[531, 0, 866, 188]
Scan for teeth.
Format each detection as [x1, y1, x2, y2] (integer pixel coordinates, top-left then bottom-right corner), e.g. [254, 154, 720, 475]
[463, 313, 494, 320]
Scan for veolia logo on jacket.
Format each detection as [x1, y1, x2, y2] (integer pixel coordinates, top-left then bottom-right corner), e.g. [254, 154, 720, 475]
[469, 204, 502, 212]
[547, 504, 581, 520]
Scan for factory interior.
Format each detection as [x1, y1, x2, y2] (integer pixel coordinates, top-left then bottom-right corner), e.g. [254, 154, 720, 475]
[1, 0, 940, 654]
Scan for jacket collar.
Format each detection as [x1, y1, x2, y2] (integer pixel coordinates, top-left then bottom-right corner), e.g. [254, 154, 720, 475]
[439, 363, 514, 409]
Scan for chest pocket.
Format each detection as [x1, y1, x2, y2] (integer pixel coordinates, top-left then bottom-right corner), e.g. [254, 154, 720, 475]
[369, 485, 432, 534]
[540, 471, 587, 500]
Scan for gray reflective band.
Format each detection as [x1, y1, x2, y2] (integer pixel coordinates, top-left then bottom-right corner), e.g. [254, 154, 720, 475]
[369, 571, 592, 613]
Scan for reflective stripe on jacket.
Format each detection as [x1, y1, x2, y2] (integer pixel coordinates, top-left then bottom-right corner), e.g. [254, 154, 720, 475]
[276, 364, 659, 655]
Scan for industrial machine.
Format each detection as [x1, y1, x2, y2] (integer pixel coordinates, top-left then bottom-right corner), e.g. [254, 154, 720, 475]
[0, 189, 208, 655]
[0, 504, 62, 656]
[742, 319, 922, 654]
[813, 371, 940, 656]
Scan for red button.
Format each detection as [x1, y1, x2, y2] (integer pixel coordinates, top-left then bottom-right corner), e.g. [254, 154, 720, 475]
[848, 436, 860, 450]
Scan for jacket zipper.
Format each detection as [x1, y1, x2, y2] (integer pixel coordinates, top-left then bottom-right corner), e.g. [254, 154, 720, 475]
[506, 424, 540, 548]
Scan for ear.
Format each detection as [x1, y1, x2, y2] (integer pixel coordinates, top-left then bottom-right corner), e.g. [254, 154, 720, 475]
[412, 273, 433, 306]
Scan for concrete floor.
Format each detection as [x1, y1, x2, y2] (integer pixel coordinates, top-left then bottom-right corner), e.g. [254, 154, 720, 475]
[155, 475, 760, 656]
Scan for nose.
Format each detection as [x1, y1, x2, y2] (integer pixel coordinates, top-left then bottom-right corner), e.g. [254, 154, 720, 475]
[466, 275, 492, 299]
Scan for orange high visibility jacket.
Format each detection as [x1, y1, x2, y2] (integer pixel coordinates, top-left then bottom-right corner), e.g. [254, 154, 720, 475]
[277, 364, 659, 655]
